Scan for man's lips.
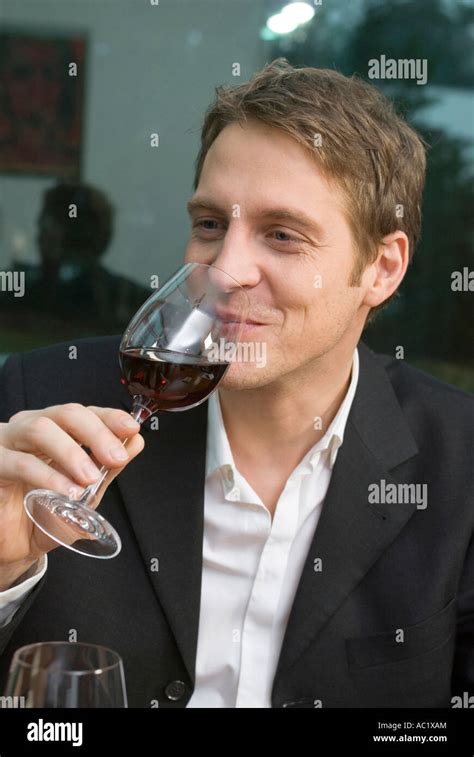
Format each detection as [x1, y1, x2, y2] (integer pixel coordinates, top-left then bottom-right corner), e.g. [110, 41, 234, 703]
[222, 318, 266, 327]
[215, 307, 266, 326]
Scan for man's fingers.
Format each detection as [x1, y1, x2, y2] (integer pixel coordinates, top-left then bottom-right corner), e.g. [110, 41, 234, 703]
[6, 405, 141, 473]
[83, 406, 140, 438]
[87, 432, 146, 508]
[0, 449, 79, 501]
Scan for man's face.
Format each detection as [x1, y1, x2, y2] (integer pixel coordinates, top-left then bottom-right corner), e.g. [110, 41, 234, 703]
[184, 120, 369, 390]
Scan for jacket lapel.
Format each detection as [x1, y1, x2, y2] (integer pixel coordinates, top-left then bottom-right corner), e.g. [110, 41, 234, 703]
[273, 342, 419, 684]
[116, 384, 208, 684]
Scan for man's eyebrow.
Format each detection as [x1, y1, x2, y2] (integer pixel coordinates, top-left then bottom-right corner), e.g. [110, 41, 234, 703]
[186, 197, 326, 238]
[187, 198, 224, 215]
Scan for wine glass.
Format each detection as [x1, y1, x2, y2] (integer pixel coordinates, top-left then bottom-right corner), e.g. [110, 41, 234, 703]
[1, 642, 127, 708]
[23, 262, 250, 559]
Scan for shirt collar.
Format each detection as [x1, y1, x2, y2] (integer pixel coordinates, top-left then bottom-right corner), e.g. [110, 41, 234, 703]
[317, 346, 359, 468]
[206, 347, 359, 490]
[206, 382, 236, 485]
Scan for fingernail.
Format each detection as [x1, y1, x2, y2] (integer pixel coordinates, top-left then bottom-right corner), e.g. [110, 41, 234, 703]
[110, 445, 128, 461]
[121, 417, 139, 429]
[83, 462, 101, 480]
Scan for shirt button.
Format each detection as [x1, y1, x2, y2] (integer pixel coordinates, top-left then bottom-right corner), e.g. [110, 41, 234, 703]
[164, 680, 187, 701]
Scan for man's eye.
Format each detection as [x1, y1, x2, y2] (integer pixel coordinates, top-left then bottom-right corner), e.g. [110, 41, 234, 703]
[195, 220, 222, 231]
[194, 221, 302, 246]
[271, 229, 300, 244]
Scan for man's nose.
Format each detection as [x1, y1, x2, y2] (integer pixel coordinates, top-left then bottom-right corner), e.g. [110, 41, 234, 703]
[209, 225, 260, 293]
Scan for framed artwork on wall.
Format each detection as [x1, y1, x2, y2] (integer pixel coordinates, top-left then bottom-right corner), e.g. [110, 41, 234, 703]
[0, 28, 87, 179]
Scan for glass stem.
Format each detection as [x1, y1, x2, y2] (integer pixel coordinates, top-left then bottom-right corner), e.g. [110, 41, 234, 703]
[76, 396, 157, 507]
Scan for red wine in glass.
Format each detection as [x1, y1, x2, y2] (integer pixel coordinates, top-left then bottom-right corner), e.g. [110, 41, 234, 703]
[119, 347, 229, 413]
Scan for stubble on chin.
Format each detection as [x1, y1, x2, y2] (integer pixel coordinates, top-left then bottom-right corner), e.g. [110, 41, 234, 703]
[218, 362, 272, 391]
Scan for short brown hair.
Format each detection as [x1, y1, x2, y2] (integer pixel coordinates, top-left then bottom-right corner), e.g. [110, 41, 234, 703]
[193, 58, 427, 319]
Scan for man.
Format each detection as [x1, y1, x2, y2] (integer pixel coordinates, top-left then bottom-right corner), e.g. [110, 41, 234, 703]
[0, 59, 472, 708]
[0, 182, 150, 333]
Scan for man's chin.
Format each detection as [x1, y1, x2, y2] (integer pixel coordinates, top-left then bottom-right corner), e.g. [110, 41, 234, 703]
[218, 363, 272, 391]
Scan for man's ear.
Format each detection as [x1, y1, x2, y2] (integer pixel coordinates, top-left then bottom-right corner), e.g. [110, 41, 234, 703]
[362, 231, 410, 310]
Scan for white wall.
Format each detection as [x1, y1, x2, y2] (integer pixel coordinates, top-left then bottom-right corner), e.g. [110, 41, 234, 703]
[0, 0, 268, 285]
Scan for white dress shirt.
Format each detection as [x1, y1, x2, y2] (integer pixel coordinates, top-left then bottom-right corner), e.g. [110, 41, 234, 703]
[187, 347, 359, 707]
[0, 555, 48, 626]
[0, 349, 359, 708]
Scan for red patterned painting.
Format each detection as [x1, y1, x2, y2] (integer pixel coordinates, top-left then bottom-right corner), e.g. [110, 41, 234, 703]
[0, 30, 86, 178]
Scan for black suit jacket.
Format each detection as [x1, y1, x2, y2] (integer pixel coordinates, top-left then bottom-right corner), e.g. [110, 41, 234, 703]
[0, 336, 472, 708]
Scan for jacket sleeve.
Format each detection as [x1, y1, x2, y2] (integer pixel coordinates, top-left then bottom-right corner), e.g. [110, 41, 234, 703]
[0, 352, 48, 652]
[0, 556, 48, 625]
[0, 575, 47, 655]
[0, 352, 28, 422]
[451, 533, 474, 696]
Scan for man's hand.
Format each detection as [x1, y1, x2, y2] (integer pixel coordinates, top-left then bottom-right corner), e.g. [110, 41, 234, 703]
[0, 404, 144, 589]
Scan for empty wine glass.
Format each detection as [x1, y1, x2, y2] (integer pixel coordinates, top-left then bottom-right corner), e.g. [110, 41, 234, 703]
[2, 641, 127, 708]
[23, 262, 250, 559]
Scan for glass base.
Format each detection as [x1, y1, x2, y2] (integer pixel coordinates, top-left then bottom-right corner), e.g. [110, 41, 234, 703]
[24, 489, 122, 559]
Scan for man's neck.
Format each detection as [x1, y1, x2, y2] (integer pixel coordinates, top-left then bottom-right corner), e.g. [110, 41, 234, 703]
[218, 341, 357, 476]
